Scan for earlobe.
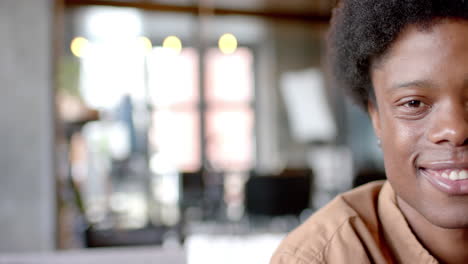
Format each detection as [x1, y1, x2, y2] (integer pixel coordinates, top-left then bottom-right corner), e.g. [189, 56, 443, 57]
[368, 101, 382, 140]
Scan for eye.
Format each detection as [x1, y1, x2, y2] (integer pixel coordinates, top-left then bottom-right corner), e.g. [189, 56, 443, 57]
[394, 97, 431, 119]
[404, 100, 425, 108]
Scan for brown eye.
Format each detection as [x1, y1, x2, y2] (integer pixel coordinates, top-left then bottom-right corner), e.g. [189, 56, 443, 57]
[405, 100, 424, 108]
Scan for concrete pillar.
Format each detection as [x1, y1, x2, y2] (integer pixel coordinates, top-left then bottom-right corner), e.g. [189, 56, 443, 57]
[0, 0, 55, 252]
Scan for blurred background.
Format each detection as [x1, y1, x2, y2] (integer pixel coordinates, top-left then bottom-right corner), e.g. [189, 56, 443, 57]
[0, 0, 385, 263]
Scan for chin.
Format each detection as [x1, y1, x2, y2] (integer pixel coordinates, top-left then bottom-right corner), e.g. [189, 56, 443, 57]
[423, 208, 468, 229]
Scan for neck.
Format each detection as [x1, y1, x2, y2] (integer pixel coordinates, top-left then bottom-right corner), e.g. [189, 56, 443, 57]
[398, 196, 468, 264]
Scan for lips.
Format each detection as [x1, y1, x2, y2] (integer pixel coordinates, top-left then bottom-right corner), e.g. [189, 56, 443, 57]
[419, 164, 468, 195]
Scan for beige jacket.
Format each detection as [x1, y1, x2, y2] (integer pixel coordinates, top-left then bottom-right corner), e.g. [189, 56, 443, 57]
[270, 181, 438, 263]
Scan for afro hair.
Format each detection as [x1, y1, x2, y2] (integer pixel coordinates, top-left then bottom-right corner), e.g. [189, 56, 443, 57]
[328, 0, 468, 110]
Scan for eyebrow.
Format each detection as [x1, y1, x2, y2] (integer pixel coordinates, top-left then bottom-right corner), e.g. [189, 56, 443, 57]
[391, 79, 436, 90]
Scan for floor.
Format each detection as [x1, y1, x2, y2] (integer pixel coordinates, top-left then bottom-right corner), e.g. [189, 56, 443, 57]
[0, 246, 185, 264]
[0, 233, 284, 264]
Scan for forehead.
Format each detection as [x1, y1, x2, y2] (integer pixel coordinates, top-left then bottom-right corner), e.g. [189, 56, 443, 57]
[376, 19, 468, 65]
[371, 19, 468, 90]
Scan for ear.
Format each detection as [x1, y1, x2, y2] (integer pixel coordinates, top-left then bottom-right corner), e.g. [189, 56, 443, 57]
[368, 100, 382, 140]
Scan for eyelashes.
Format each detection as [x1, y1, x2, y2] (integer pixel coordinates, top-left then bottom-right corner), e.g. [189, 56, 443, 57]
[394, 98, 431, 119]
[403, 100, 425, 109]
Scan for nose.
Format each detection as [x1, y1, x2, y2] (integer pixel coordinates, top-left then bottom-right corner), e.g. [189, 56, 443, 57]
[427, 100, 468, 147]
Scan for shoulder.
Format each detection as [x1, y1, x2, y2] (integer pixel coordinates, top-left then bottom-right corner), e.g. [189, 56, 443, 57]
[270, 181, 385, 264]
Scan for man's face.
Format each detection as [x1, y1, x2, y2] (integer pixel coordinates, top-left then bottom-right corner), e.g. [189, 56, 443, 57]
[369, 20, 468, 228]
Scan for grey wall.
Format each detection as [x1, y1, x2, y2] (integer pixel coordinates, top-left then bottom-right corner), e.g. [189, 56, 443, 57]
[0, 0, 55, 252]
[272, 22, 328, 168]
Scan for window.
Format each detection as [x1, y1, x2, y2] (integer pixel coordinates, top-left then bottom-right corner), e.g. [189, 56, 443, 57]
[147, 46, 255, 173]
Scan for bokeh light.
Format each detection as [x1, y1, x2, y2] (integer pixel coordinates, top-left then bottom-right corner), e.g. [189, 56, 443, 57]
[139, 36, 153, 54]
[218, 33, 238, 55]
[70, 37, 89, 58]
[163, 35, 183, 54]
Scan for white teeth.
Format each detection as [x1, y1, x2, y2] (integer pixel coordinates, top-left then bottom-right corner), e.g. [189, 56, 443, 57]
[441, 170, 468, 181]
[460, 170, 468, 180]
[449, 171, 459, 180]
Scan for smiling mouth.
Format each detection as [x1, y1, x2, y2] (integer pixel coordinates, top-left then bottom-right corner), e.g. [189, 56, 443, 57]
[427, 169, 468, 181]
[418, 159, 468, 180]
[419, 167, 468, 195]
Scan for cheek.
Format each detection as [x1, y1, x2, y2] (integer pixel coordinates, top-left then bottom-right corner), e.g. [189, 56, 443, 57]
[379, 117, 425, 181]
[381, 120, 416, 155]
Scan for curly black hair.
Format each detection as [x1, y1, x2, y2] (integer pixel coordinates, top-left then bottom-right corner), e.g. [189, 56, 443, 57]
[328, 0, 468, 110]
